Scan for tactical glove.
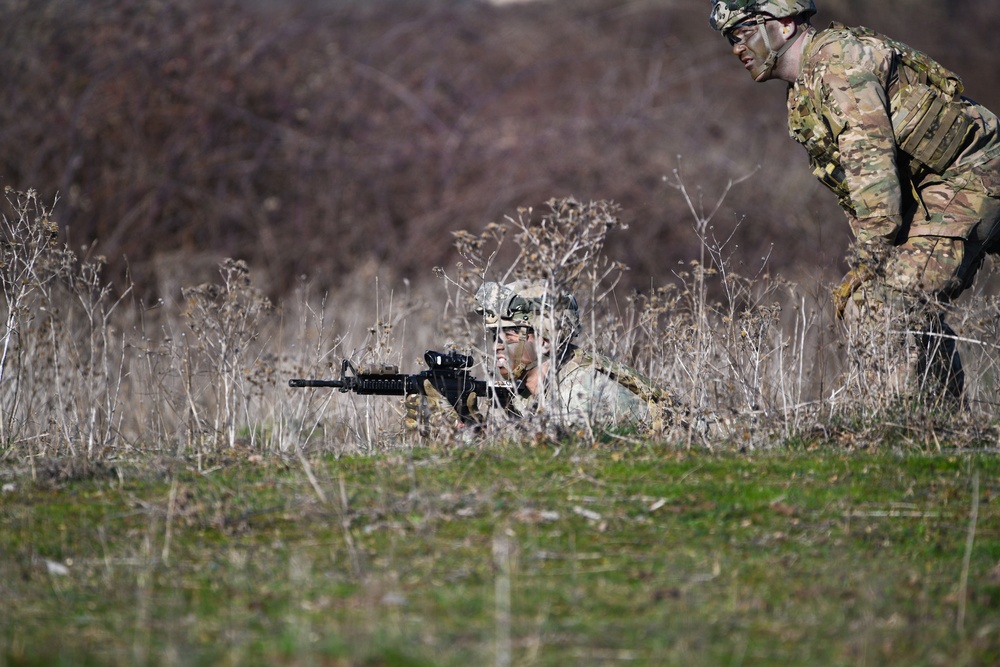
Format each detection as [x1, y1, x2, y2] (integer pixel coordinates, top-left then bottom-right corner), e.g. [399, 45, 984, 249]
[403, 392, 429, 434]
[422, 379, 453, 420]
[460, 389, 483, 425]
[832, 264, 875, 320]
[431, 379, 484, 425]
[404, 380, 481, 433]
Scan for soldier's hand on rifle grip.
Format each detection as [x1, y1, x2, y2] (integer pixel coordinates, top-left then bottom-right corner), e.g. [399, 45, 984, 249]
[418, 379, 461, 428]
[465, 390, 483, 425]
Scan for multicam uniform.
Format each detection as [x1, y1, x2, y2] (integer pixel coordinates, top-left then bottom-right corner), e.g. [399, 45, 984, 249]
[786, 23, 1000, 399]
[788, 23, 1000, 291]
[508, 347, 657, 430]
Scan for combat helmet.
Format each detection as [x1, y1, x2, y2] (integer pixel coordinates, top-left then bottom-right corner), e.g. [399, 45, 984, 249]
[473, 280, 581, 348]
[709, 0, 816, 33]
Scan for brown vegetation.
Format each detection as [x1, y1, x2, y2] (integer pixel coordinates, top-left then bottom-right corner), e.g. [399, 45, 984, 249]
[2, 1, 999, 458]
[3, 0, 998, 300]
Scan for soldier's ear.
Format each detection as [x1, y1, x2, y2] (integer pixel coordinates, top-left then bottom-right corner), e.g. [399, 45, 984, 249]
[778, 17, 797, 38]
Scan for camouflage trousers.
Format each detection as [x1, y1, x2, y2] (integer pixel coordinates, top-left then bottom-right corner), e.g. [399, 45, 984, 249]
[842, 161, 1000, 405]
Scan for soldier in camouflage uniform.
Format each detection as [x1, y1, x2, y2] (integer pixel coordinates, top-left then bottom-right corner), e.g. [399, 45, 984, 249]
[709, 0, 1000, 402]
[471, 280, 667, 430]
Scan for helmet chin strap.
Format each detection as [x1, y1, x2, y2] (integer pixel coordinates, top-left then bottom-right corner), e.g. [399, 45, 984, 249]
[754, 18, 805, 80]
[506, 327, 538, 381]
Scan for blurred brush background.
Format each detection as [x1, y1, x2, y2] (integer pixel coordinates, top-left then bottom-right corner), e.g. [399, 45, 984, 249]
[4, 0, 998, 301]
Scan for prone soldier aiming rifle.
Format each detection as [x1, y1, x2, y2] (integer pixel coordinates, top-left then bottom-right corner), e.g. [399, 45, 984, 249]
[289, 349, 517, 426]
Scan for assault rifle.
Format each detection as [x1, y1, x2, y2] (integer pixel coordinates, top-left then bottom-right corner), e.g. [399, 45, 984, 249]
[289, 350, 516, 424]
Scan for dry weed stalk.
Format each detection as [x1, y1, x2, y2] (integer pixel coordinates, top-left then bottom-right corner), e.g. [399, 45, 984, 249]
[280, 277, 437, 454]
[275, 287, 348, 455]
[181, 258, 271, 450]
[0, 188, 61, 446]
[0, 187, 131, 457]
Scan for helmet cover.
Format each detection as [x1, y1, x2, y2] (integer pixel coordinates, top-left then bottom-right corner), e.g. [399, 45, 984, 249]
[473, 280, 581, 345]
[709, 0, 816, 33]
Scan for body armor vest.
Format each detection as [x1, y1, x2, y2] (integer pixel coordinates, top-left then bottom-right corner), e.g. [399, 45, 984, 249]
[788, 24, 976, 214]
[561, 348, 678, 430]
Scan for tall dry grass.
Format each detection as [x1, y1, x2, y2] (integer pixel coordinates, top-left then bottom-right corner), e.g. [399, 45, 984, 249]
[2, 184, 997, 467]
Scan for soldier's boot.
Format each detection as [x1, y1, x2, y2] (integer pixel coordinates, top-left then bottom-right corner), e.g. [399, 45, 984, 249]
[841, 290, 964, 409]
[915, 318, 965, 408]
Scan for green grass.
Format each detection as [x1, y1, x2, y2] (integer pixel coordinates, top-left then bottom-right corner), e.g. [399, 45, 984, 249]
[2, 441, 999, 666]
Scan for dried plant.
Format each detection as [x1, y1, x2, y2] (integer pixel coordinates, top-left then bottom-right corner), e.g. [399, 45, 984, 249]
[181, 258, 272, 450]
[0, 188, 130, 458]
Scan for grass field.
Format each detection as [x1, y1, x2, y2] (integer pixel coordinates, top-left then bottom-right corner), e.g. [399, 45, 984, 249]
[3, 440, 998, 666]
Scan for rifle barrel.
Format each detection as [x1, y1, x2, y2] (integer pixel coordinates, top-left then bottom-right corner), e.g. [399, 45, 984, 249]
[288, 379, 344, 388]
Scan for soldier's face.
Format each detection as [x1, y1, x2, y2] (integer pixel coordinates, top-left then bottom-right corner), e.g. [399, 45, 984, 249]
[728, 20, 775, 81]
[493, 327, 537, 380]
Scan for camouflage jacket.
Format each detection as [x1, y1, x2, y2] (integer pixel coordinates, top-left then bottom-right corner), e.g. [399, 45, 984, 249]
[509, 347, 669, 431]
[787, 23, 1000, 244]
